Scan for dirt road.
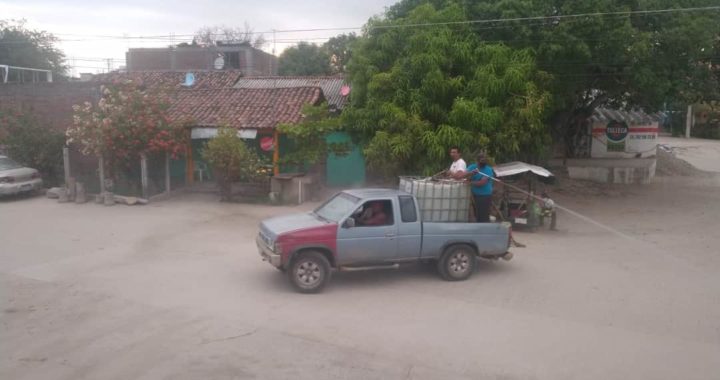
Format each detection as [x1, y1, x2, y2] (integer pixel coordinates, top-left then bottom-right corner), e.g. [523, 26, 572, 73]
[2, 159, 720, 379]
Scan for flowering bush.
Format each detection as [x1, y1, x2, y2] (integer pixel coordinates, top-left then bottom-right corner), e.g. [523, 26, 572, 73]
[67, 82, 190, 168]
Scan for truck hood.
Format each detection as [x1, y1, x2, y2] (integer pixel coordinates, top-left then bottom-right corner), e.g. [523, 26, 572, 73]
[259, 212, 330, 240]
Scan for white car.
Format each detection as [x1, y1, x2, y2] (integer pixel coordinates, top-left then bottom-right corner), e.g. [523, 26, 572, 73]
[0, 155, 43, 196]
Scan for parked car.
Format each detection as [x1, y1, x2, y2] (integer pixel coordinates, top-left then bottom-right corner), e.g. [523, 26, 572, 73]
[0, 155, 43, 196]
[257, 189, 513, 293]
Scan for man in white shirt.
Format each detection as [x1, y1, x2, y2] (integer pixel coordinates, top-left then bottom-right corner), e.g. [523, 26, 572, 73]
[447, 147, 467, 180]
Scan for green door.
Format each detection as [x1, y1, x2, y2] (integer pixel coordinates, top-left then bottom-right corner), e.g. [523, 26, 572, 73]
[326, 132, 365, 187]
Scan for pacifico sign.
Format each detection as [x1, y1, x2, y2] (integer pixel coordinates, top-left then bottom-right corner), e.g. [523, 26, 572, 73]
[606, 121, 629, 142]
[606, 121, 629, 152]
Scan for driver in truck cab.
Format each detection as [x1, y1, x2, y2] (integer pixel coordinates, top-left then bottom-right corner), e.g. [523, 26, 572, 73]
[358, 201, 388, 226]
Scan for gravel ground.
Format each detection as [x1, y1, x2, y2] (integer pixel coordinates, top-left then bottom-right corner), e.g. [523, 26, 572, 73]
[2, 147, 720, 380]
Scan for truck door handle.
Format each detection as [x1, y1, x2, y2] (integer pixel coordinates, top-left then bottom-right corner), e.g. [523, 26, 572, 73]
[385, 233, 396, 238]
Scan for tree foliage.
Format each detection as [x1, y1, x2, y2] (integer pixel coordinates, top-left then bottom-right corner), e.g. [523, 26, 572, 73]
[345, 3, 551, 175]
[0, 109, 65, 185]
[193, 23, 266, 48]
[278, 34, 358, 76]
[278, 42, 332, 76]
[382, 0, 720, 157]
[0, 19, 67, 80]
[325, 33, 358, 74]
[201, 127, 265, 201]
[67, 82, 189, 170]
[277, 103, 349, 168]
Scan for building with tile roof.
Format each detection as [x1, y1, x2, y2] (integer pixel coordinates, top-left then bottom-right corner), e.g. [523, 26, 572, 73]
[169, 87, 324, 130]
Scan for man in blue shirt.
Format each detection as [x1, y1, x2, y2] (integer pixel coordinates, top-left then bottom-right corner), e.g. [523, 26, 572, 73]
[465, 153, 495, 223]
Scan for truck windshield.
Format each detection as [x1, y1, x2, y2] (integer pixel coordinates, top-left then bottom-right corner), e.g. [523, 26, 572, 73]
[0, 157, 22, 170]
[314, 193, 359, 222]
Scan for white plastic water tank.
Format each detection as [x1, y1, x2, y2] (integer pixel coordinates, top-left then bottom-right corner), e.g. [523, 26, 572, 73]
[399, 177, 471, 222]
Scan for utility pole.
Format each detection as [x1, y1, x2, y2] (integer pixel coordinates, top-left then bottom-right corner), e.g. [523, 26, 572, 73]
[685, 105, 693, 138]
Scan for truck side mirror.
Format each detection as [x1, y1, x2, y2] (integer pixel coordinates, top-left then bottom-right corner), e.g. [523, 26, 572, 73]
[342, 217, 356, 229]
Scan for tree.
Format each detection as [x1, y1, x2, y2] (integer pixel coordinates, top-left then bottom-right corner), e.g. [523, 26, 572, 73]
[201, 127, 265, 201]
[325, 33, 358, 74]
[277, 103, 349, 176]
[383, 0, 720, 158]
[193, 23, 266, 48]
[67, 82, 189, 185]
[344, 3, 551, 176]
[278, 42, 331, 76]
[0, 19, 67, 81]
[0, 109, 65, 185]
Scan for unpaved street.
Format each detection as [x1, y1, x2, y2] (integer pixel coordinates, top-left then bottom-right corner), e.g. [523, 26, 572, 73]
[2, 162, 720, 379]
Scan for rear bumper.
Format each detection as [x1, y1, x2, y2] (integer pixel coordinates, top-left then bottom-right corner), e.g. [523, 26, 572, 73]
[257, 235, 282, 267]
[0, 179, 43, 196]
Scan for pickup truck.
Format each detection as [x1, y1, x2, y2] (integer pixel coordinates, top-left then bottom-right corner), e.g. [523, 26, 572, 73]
[257, 188, 513, 293]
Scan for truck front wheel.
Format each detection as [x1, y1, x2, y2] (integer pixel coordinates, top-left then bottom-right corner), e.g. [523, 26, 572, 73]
[288, 251, 331, 293]
[438, 245, 477, 281]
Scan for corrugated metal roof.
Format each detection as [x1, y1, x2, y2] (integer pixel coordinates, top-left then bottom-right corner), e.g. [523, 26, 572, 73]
[591, 107, 664, 125]
[234, 76, 348, 109]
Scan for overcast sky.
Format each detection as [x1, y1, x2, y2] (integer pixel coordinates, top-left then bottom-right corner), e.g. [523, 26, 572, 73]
[2, 0, 398, 76]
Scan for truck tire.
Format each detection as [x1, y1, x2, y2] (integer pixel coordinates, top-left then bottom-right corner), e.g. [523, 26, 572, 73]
[437, 244, 477, 281]
[288, 251, 331, 293]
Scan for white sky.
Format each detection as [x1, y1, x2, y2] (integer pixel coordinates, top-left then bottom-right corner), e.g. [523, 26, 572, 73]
[1, 0, 397, 76]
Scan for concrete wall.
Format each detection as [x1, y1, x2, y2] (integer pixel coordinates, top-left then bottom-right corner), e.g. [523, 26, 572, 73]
[0, 82, 100, 132]
[126, 46, 277, 75]
[567, 158, 657, 185]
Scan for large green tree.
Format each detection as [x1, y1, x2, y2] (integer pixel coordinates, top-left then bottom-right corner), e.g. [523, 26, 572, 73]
[325, 33, 358, 74]
[278, 35, 357, 76]
[278, 42, 332, 76]
[382, 0, 720, 157]
[0, 19, 67, 81]
[344, 3, 551, 175]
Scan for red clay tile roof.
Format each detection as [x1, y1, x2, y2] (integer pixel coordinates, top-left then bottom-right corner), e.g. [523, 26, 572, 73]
[93, 71, 243, 89]
[168, 87, 324, 129]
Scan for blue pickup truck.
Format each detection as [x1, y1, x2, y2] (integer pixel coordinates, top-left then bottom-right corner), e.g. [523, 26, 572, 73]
[258, 189, 513, 293]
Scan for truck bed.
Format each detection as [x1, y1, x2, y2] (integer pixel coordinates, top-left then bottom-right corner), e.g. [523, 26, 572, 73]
[420, 222, 510, 259]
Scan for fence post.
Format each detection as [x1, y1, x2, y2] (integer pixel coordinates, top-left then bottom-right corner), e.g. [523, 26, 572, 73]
[165, 151, 171, 196]
[140, 153, 149, 199]
[98, 155, 105, 194]
[63, 146, 71, 186]
[685, 105, 693, 138]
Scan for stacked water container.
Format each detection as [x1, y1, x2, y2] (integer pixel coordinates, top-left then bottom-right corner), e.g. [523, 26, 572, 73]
[399, 177, 471, 222]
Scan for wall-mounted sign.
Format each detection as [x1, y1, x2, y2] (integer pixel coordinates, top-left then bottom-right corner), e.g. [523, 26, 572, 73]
[606, 120, 629, 152]
[260, 136, 275, 151]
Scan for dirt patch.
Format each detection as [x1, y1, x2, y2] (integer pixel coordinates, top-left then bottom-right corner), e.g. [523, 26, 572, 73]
[543, 167, 631, 198]
[655, 148, 709, 177]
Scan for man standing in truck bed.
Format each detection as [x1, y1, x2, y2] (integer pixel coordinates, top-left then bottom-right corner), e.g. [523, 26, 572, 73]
[466, 153, 495, 223]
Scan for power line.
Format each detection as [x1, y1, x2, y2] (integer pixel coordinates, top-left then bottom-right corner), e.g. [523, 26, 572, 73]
[1, 5, 717, 45]
[367, 5, 720, 30]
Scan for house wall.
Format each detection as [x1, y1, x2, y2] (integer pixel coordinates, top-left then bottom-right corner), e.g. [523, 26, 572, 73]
[590, 121, 659, 158]
[0, 82, 100, 132]
[126, 46, 278, 75]
[173, 48, 214, 70]
[251, 49, 278, 76]
[126, 49, 173, 71]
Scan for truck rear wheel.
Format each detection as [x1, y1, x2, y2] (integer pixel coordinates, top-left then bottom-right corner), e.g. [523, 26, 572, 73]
[437, 244, 476, 281]
[288, 251, 331, 293]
